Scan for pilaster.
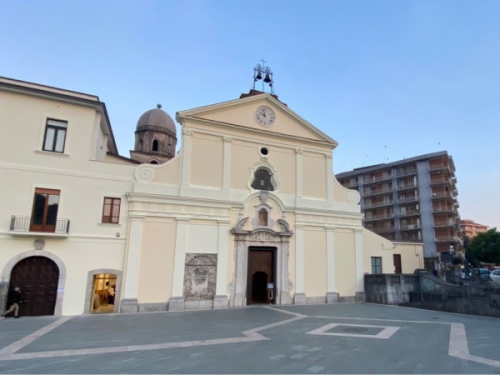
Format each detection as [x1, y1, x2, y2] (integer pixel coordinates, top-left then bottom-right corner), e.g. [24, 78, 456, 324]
[354, 228, 365, 301]
[295, 148, 303, 199]
[222, 137, 232, 191]
[168, 217, 189, 311]
[294, 223, 306, 304]
[214, 220, 230, 309]
[326, 227, 339, 303]
[180, 128, 193, 188]
[120, 216, 144, 313]
[325, 153, 333, 201]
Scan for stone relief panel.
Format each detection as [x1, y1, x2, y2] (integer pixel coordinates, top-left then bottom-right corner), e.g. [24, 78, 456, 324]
[183, 254, 217, 300]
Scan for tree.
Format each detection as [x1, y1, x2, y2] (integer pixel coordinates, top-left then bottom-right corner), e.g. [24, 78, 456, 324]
[467, 228, 500, 264]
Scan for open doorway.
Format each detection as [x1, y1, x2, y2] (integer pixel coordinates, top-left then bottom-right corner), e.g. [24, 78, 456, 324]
[247, 247, 276, 305]
[90, 273, 117, 313]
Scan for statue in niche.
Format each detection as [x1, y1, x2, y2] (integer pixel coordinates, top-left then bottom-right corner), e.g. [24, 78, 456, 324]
[258, 208, 268, 226]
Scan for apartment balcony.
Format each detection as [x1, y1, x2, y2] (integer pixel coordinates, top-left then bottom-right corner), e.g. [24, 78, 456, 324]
[432, 207, 456, 214]
[397, 184, 418, 191]
[363, 174, 393, 184]
[396, 237, 423, 243]
[371, 227, 396, 234]
[365, 214, 395, 222]
[435, 235, 462, 243]
[400, 210, 420, 218]
[364, 200, 394, 209]
[364, 189, 393, 197]
[9, 216, 70, 237]
[430, 177, 452, 186]
[431, 192, 455, 200]
[400, 224, 421, 231]
[429, 163, 451, 173]
[434, 221, 457, 229]
[396, 169, 418, 177]
[398, 196, 420, 204]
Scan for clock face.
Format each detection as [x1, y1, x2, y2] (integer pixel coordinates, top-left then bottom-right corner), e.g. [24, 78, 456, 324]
[254, 105, 276, 127]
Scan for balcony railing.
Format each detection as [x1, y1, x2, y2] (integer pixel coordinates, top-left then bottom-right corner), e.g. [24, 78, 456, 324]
[396, 169, 418, 177]
[434, 221, 457, 228]
[398, 196, 419, 204]
[365, 200, 394, 209]
[400, 224, 421, 231]
[364, 188, 392, 197]
[430, 177, 452, 186]
[431, 192, 455, 199]
[400, 210, 420, 217]
[365, 214, 394, 221]
[435, 235, 461, 243]
[371, 227, 396, 233]
[10, 216, 70, 235]
[432, 207, 456, 214]
[397, 184, 417, 190]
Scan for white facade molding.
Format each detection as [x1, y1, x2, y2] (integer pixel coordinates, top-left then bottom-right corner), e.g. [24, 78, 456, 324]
[296, 148, 303, 199]
[326, 227, 336, 293]
[222, 136, 232, 191]
[325, 153, 333, 201]
[295, 224, 304, 294]
[171, 218, 189, 297]
[215, 221, 229, 296]
[122, 216, 144, 300]
[180, 128, 193, 187]
[354, 228, 364, 293]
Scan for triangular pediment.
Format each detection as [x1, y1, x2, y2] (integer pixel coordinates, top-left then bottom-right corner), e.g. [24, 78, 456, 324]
[176, 93, 337, 146]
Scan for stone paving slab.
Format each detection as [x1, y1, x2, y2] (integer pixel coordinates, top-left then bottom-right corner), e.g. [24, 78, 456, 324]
[0, 304, 499, 374]
[0, 317, 59, 351]
[17, 307, 286, 353]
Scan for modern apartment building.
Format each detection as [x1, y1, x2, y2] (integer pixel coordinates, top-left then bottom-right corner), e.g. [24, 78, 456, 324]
[336, 151, 462, 269]
[459, 220, 488, 240]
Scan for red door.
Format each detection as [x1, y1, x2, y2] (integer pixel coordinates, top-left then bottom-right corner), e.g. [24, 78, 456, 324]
[8, 257, 59, 316]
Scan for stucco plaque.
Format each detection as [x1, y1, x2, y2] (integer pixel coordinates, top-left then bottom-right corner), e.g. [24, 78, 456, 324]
[183, 254, 217, 300]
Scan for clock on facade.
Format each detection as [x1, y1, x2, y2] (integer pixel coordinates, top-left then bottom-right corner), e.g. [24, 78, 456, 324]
[254, 105, 276, 127]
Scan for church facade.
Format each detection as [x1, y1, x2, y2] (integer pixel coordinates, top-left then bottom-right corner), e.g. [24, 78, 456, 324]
[0, 77, 423, 317]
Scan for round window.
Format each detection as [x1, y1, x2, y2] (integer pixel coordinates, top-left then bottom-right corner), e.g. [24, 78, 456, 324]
[260, 147, 269, 156]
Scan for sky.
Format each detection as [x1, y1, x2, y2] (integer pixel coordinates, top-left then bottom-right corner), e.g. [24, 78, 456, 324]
[1, 1, 499, 228]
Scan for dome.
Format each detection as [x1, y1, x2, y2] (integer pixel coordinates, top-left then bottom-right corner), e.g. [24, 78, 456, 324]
[136, 106, 176, 134]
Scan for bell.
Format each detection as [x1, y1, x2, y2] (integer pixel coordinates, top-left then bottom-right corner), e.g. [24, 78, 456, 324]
[256, 72, 262, 80]
[263, 74, 271, 83]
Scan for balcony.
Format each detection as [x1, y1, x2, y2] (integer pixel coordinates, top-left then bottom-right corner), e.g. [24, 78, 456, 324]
[432, 207, 456, 214]
[400, 210, 420, 217]
[434, 220, 457, 229]
[430, 177, 452, 186]
[364, 188, 393, 197]
[431, 192, 455, 200]
[365, 214, 394, 222]
[365, 200, 394, 209]
[429, 163, 451, 173]
[435, 235, 461, 243]
[396, 237, 423, 243]
[371, 226, 396, 233]
[396, 169, 418, 177]
[400, 224, 421, 231]
[397, 184, 418, 191]
[10, 216, 70, 237]
[398, 196, 419, 204]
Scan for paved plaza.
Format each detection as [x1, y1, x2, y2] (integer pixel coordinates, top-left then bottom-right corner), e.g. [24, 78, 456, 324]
[1, 303, 500, 374]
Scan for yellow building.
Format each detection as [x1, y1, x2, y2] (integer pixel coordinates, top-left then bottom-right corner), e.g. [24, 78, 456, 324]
[0, 78, 423, 317]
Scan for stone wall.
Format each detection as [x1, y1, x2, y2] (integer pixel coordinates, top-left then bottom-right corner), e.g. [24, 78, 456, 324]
[183, 254, 217, 302]
[364, 274, 420, 305]
[405, 296, 500, 318]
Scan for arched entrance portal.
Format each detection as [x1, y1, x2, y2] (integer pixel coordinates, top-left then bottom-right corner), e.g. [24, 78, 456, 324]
[8, 256, 59, 316]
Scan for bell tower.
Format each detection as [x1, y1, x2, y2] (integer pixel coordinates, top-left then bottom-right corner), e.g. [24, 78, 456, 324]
[130, 104, 177, 164]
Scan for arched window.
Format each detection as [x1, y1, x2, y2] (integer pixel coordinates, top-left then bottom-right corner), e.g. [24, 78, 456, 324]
[152, 139, 159, 152]
[251, 169, 274, 191]
[150, 160, 158, 165]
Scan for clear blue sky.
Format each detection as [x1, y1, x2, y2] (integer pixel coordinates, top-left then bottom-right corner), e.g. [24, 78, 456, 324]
[1, 1, 499, 228]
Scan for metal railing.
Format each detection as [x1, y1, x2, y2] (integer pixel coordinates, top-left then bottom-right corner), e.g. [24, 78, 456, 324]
[10, 215, 70, 234]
